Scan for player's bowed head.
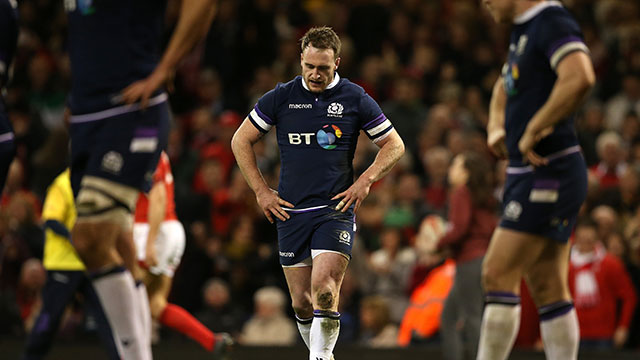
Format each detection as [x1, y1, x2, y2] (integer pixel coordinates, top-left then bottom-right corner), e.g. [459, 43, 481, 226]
[300, 26, 341, 94]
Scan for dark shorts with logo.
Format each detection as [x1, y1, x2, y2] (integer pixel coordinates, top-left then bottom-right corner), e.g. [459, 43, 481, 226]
[69, 101, 170, 198]
[499, 152, 587, 243]
[276, 206, 355, 266]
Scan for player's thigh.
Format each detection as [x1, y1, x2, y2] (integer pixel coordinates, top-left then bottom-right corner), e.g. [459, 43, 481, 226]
[283, 265, 313, 314]
[153, 220, 186, 278]
[482, 227, 548, 293]
[116, 224, 136, 273]
[311, 252, 349, 291]
[524, 240, 571, 307]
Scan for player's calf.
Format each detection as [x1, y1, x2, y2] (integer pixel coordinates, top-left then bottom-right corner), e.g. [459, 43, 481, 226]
[73, 178, 151, 360]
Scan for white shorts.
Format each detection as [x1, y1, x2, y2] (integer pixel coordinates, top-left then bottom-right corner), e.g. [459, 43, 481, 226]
[133, 220, 186, 277]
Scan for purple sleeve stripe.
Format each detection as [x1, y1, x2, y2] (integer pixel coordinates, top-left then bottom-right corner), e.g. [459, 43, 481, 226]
[546, 36, 583, 59]
[248, 115, 268, 133]
[254, 104, 274, 125]
[362, 113, 386, 129]
[367, 125, 393, 139]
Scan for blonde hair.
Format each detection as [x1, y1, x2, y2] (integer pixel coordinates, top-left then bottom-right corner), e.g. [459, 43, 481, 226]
[300, 26, 341, 58]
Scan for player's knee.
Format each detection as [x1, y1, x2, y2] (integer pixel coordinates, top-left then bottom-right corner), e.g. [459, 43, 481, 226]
[481, 261, 496, 290]
[528, 277, 568, 306]
[291, 293, 313, 317]
[314, 289, 335, 310]
[481, 260, 509, 291]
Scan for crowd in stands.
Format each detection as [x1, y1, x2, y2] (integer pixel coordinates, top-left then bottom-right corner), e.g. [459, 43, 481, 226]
[2, 0, 640, 354]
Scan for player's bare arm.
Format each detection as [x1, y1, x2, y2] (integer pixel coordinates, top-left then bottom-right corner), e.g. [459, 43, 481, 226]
[487, 76, 508, 159]
[519, 51, 595, 166]
[231, 118, 294, 223]
[144, 181, 167, 268]
[121, 0, 217, 107]
[334, 129, 404, 213]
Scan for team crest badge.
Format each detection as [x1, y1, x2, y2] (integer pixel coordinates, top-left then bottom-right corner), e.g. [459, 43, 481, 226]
[338, 230, 351, 245]
[504, 200, 522, 221]
[327, 103, 343, 118]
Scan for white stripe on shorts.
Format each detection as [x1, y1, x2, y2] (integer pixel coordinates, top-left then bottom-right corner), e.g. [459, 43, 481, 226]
[70, 93, 168, 124]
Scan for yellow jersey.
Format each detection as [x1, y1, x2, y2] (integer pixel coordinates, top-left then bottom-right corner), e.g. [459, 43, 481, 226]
[42, 169, 85, 271]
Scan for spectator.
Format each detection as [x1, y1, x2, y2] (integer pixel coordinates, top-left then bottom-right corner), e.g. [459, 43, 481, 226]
[16, 258, 45, 332]
[239, 286, 296, 346]
[569, 220, 637, 350]
[358, 296, 399, 348]
[422, 146, 452, 213]
[606, 231, 640, 349]
[590, 131, 627, 189]
[605, 74, 640, 131]
[197, 278, 246, 338]
[367, 227, 416, 323]
[437, 152, 496, 360]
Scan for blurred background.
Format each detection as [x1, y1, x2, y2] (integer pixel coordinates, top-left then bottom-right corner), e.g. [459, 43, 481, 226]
[2, 0, 640, 358]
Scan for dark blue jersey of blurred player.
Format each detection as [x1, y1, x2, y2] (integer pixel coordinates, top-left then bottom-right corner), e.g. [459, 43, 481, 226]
[65, 0, 167, 114]
[502, 2, 588, 167]
[65, 0, 170, 196]
[499, 1, 589, 241]
[0, 0, 18, 193]
[249, 74, 393, 211]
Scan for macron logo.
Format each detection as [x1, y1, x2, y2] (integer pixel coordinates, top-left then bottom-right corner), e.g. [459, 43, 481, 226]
[289, 103, 312, 109]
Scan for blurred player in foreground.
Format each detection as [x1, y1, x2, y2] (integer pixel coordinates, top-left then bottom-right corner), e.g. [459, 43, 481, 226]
[479, 1, 595, 359]
[64, 0, 217, 358]
[232, 27, 404, 360]
[133, 152, 231, 354]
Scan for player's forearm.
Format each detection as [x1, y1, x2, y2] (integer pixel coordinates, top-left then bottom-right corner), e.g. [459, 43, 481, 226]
[488, 77, 506, 132]
[156, 0, 216, 74]
[526, 55, 595, 135]
[231, 134, 270, 196]
[360, 132, 405, 185]
[526, 77, 593, 135]
[147, 184, 167, 244]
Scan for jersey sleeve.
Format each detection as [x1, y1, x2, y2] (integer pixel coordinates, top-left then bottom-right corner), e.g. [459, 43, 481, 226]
[359, 93, 393, 143]
[537, 10, 589, 71]
[248, 87, 278, 133]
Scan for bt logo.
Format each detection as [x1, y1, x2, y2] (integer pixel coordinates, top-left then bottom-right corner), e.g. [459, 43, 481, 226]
[288, 124, 343, 149]
[288, 133, 315, 145]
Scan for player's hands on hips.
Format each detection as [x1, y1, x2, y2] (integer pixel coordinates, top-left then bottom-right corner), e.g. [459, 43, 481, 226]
[121, 66, 175, 108]
[332, 177, 371, 213]
[144, 240, 158, 268]
[487, 127, 508, 159]
[256, 188, 294, 223]
[519, 126, 553, 167]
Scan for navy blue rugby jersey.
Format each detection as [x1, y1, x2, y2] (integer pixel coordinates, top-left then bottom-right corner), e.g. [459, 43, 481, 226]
[502, 1, 589, 166]
[0, 0, 18, 95]
[249, 74, 394, 210]
[65, 0, 167, 114]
